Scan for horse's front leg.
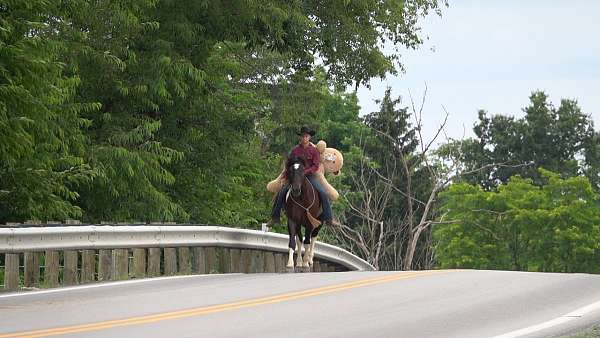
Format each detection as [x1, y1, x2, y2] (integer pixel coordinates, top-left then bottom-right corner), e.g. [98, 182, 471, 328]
[287, 221, 297, 268]
[296, 234, 304, 268]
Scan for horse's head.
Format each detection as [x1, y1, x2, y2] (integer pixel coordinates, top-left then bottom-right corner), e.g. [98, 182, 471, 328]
[286, 156, 306, 198]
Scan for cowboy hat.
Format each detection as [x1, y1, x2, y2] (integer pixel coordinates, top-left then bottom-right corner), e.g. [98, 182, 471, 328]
[296, 126, 316, 136]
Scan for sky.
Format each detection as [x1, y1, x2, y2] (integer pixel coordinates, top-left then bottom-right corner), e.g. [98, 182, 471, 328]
[356, 1, 600, 143]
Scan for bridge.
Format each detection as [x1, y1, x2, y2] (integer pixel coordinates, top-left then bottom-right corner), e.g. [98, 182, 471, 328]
[0, 222, 374, 291]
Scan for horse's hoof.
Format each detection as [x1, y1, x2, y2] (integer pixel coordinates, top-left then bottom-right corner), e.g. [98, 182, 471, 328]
[285, 267, 295, 273]
[302, 262, 309, 268]
[298, 266, 311, 273]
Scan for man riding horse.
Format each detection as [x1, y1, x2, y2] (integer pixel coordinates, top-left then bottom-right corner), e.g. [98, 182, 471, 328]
[266, 126, 341, 228]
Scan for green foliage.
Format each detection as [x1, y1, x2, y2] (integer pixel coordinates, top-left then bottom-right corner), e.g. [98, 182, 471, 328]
[0, 1, 95, 222]
[1, 0, 445, 226]
[435, 169, 600, 273]
[53, 0, 188, 222]
[566, 324, 600, 338]
[189, 0, 447, 87]
[447, 91, 597, 190]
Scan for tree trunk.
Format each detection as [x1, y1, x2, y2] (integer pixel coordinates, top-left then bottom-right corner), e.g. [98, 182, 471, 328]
[403, 226, 425, 270]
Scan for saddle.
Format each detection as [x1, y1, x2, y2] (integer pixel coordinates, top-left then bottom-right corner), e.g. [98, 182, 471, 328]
[267, 140, 343, 201]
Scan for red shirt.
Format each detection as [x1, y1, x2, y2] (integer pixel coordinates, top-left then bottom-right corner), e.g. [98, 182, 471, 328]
[285, 144, 320, 178]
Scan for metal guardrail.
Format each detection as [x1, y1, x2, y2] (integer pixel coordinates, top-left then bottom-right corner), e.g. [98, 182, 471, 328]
[0, 225, 375, 271]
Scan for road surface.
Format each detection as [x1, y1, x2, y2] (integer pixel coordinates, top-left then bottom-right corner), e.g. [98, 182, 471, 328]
[1, 270, 599, 337]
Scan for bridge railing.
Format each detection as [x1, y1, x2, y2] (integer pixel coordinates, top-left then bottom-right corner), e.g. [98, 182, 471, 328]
[0, 223, 375, 291]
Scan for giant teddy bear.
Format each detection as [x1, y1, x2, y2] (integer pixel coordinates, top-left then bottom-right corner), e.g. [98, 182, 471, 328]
[267, 140, 343, 200]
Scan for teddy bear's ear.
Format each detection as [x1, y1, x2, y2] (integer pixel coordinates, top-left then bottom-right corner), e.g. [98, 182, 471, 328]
[316, 140, 326, 153]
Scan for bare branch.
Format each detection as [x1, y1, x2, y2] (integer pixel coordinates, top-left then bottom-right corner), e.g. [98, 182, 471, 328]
[460, 161, 534, 177]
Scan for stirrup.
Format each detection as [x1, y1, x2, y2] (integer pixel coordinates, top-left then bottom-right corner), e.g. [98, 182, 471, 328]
[324, 219, 341, 227]
[266, 217, 280, 227]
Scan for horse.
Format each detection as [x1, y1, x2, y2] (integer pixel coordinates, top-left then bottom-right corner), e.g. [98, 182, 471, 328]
[284, 156, 323, 269]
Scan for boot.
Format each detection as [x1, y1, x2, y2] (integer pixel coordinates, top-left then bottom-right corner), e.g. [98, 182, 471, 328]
[266, 216, 280, 228]
[324, 218, 341, 227]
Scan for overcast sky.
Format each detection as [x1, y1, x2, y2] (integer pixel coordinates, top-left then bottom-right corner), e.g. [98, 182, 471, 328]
[356, 1, 600, 143]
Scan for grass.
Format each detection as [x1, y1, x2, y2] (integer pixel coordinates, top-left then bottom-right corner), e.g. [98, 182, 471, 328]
[566, 325, 600, 338]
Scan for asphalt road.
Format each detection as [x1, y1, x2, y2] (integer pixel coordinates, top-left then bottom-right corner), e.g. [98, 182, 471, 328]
[1, 270, 599, 338]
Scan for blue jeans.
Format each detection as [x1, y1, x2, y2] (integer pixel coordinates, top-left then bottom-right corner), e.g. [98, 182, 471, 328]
[271, 174, 332, 221]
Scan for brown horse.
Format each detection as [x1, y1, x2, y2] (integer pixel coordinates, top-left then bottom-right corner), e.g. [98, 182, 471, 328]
[284, 156, 323, 269]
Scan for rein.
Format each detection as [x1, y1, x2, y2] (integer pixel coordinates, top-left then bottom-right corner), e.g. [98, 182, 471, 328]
[288, 176, 321, 227]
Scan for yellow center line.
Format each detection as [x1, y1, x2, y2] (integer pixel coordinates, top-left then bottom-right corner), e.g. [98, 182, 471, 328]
[1, 270, 450, 338]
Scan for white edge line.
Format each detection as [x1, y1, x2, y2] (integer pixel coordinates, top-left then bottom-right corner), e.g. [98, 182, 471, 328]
[491, 299, 600, 338]
[0, 274, 242, 299]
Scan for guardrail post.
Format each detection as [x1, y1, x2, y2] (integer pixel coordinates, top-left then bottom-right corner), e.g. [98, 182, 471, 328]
[4, 253, 20, 290]
[24, 252, 40, 287]
[205, 247, 217, 274]
[164, 248, 177, 276]
[133, 248, 146, 278]
[81, 250, 96, 283]
[178, 247, 191, 275]
[274, 253, 285, 273]
[63, 250, 79, 285]
[320, 262, 328, 272]
[217, 248, 230, 274]
[250, 250, 265, 273]
[240, 249, 251, 273]
[44, 250, 59, 287]
[325, 263, 335, 272]
[313, 260, 321, 272]
[147, 248, 161, 277]
[264, 252, 275, 273]
[229, 248, 241, 273]
[112, 249, 128, 280]
[192, 247, 206, 274]
[98, 249, 112, 281]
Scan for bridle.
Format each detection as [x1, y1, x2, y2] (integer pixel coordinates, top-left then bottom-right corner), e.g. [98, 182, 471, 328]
[287, 163, 321, 227]
[289, 176, 317, 213]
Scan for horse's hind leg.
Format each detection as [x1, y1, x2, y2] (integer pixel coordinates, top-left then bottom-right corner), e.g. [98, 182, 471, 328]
[308, 237, 317, 265]
[303, 227, 313, 268]
[308, 226, 321, 266]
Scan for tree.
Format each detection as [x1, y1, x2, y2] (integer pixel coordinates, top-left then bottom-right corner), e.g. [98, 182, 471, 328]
[202, 0, 448, 88]
[1, 0, 448, 225]
[435, 169, 600, 273]
[327, 88, 444, 270]
[0, 1, 96, 223]
[55, 0, 189, 222]
[455, 91, 596, 190]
